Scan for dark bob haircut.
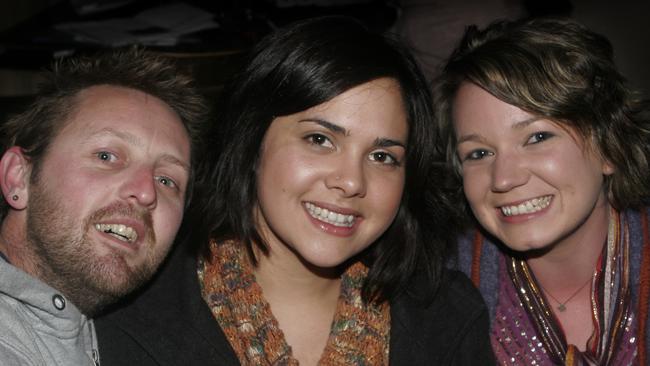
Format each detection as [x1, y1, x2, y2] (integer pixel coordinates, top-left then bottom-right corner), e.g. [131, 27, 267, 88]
[434, 17, 650, 216]
[196, 15, 452, 303]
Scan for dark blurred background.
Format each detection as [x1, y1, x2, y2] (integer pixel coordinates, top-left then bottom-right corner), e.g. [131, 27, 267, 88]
[0, 0, 648, 122]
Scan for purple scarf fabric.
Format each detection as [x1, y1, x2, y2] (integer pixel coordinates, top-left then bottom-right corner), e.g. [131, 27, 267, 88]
[457, 209, 648, 365]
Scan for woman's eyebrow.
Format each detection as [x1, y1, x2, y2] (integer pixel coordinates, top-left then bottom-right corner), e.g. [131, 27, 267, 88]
[375, 137, 405, 148]
[456, 116, 543, 145]
[299, 118, 404, 147]
[299, 118, 348, 136]
[511, 116, 543, 130]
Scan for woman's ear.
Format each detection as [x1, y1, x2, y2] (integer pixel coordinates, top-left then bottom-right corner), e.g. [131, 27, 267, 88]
[602, 159, 615, 176]
[0, 147, 31, 210]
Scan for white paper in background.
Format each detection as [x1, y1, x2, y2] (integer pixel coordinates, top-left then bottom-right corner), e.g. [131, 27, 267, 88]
[54, 2, 220, 47]
[274, 0, 371, 7]
[71, 0, 136, 16]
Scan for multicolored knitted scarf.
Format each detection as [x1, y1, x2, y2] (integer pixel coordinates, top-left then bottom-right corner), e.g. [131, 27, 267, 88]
[198, 240, 390, 365]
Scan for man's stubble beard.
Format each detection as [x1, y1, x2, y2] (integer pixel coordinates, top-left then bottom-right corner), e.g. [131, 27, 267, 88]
[25, 178, 163, 317]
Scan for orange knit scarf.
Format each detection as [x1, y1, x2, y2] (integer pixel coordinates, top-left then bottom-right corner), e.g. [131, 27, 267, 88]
[198, 240, 391, 365]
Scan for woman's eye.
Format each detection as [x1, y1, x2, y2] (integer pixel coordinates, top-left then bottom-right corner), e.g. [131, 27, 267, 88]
[96, 151, 117, 163]
[527, 131, 554, 144]
[156, 176, 177, 189]
[306, 133, 334, 148]
[463, 149, 492, 161]
[369, 151, 400, 166]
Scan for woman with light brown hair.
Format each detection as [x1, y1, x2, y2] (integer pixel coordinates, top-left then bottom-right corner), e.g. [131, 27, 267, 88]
[436, 17, 650, 365]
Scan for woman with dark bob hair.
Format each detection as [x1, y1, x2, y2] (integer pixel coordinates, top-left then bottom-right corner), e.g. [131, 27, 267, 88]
[95, 15, 493, 365]
[436, 17, 650, 365]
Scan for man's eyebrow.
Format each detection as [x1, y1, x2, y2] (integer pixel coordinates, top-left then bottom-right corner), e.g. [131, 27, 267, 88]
[160, 154, 190, 173]
[90, 127, 141, 146]
[299, 118, 348, 136]
[89, 127, 189, 172]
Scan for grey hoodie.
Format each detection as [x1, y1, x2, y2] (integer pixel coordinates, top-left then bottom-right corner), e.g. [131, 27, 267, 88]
[0, 257, 99, 365]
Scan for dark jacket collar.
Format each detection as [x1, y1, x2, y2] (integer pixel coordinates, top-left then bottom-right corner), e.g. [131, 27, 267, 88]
[97, 239, 240, 365]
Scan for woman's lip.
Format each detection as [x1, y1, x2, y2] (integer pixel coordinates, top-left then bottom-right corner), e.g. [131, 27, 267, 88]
[496, 195, 553, 208]
[496, 195, 553, 221]
[304, 200, 361, 216]
[302, 202, 363, 237]
[304, 209, 361, 237]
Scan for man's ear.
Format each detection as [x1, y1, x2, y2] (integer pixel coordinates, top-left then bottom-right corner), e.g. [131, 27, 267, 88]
[0, 147, 31, 210]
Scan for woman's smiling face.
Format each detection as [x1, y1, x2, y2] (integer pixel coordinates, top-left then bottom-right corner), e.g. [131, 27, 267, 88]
[254, 77, 407, 270]
[453, 82, 614, 253]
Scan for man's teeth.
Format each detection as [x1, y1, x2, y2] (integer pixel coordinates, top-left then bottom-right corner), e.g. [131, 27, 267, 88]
[500, 196, 552, 216]
[95, 223, 138, 243]
[305, 202, 355, 227]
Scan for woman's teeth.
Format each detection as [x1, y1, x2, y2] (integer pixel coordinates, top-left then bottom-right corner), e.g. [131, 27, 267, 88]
[95, 223, 138, 243]
[500, 196, 552, 216]
[305, 202, 355, 227]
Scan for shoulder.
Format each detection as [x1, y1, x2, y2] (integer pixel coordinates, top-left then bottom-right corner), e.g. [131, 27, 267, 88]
[95, 243, 196, 365]
[0, 288, 92, 366]
[0, 262, 83, 366]
[0, 343, 40, 366]
[389, 269, 495, 365]
[441, 269, 485, 306]
[0, 295, 42, 366]
[419, 269, 487, 324]
[402, 268, 488, 331]
[95, 240, 239, 366]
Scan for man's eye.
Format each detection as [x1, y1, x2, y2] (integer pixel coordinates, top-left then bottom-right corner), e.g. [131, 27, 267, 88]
[156, 176, 177, 189]
[96, 151, 117, 162]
